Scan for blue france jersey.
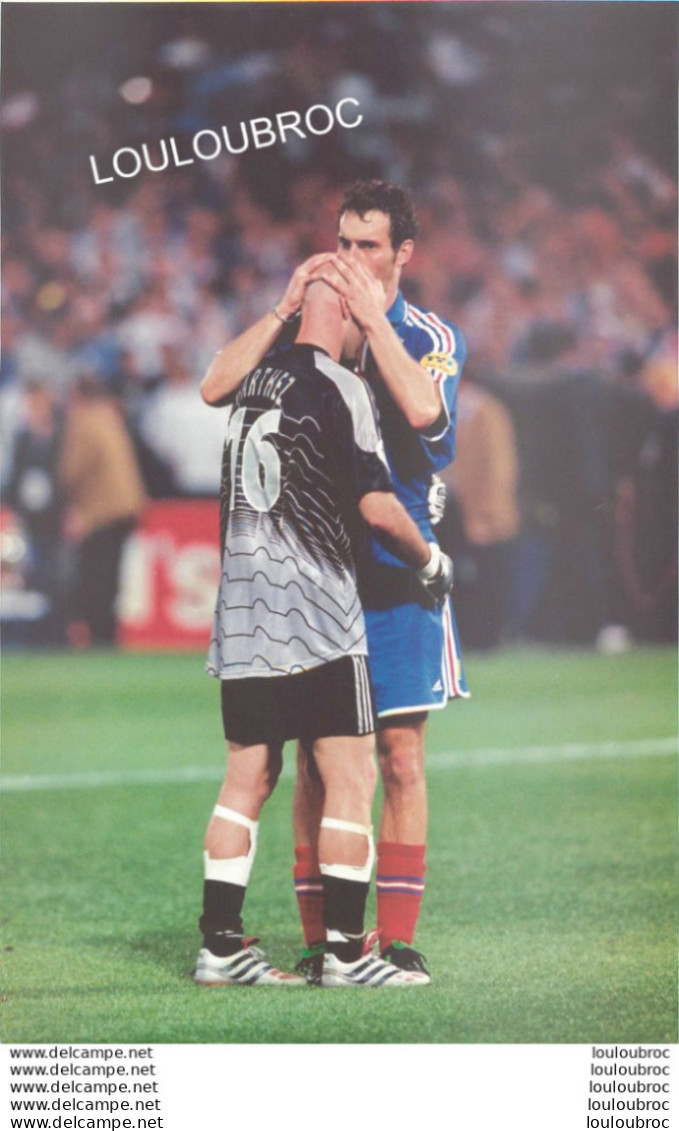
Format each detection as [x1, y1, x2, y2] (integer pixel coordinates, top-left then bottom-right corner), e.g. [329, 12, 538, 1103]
[360, 290, 466, 569]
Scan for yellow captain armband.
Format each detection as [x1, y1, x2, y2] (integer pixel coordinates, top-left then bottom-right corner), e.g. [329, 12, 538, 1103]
[420, 351, 458, 377]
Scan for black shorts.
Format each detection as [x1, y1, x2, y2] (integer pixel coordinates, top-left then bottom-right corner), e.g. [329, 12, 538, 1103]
[220, 655, 376, 746]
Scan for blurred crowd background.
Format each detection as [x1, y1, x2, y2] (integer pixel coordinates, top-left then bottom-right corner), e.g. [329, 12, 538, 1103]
[1, 2, 676, 652]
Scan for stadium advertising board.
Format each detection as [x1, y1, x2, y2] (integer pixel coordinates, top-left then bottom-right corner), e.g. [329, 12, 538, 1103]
[118, 501, 220, 651]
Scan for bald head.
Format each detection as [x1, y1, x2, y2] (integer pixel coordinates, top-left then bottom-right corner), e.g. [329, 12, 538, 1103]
[303, 278, 346, 319]
[297, 279, 362, 364]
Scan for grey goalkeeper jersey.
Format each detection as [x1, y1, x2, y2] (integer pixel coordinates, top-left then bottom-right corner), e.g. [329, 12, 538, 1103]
[207, 343, 393, 680]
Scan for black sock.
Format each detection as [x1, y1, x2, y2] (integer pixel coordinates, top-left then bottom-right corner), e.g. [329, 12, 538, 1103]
[199, 880, 246, 955]
[322, 874, 369, 962]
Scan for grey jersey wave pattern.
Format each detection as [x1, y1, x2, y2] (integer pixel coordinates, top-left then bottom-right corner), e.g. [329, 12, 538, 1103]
[207, 530, 366, 677]
[207, 345, 392, 680]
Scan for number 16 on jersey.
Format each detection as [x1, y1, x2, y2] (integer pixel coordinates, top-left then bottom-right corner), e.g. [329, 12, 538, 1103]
[223, 405, 282, 513]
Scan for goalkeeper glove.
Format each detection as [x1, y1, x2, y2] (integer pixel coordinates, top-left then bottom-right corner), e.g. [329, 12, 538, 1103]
[427, 474, 446, 526]
[417, 542, 454, 607]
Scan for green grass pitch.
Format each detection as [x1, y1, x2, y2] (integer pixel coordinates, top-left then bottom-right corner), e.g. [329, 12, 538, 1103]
[1, 646, 676, 1044]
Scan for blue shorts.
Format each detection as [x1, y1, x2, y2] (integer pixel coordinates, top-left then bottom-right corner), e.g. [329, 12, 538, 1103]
[365, 596, 469, 720]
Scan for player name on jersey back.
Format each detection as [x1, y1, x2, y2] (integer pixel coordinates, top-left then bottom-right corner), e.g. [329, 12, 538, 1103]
[239, 365, 296, 406]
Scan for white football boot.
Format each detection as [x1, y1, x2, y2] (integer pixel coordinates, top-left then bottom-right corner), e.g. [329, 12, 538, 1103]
[195, 942, 304, 987]
[321, 951, 422, 987]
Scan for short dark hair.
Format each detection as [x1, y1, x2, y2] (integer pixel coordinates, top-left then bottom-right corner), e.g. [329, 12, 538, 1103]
[338, 180, 420, 250]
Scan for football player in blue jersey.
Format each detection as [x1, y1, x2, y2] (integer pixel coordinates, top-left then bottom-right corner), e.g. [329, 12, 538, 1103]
[201, 180, 468, 984]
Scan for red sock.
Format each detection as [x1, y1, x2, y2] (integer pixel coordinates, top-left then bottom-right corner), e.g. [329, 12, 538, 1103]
[293, 845, 325, 947]
[376, 842, 426, 948]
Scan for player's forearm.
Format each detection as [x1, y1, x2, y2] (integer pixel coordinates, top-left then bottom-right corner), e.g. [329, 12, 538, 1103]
[360, 491, 430, 569]
[201, 253, 341, 406]
[363, 315, 442, 431]
[200, 311, 283, 406]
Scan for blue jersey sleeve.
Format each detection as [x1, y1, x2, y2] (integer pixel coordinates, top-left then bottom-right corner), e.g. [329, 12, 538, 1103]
[361, 299, 467, 568]
[399, 313, 467, 473]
